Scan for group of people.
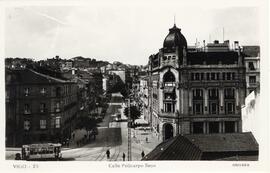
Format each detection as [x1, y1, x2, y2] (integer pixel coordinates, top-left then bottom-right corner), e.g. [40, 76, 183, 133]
[106, 149, 145, 161]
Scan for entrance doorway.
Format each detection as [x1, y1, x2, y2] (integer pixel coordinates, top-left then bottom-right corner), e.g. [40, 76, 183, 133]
[164, 123, 173, 140]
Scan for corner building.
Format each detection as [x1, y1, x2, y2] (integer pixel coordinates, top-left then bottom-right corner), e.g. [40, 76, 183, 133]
[147, 24, 246, 141]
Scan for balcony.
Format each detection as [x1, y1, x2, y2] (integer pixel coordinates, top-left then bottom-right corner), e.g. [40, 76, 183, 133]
[40, 108, 48, 113]
[160, 59, 178, 68]
[55, 108, 61, 113]
[24, 110, 31, 115]
[247, 82, 260, 88]
[160, 109, 177, 118]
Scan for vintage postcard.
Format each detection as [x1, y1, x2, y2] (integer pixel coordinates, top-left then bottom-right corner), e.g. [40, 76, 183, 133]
[0, 0, 269, 173]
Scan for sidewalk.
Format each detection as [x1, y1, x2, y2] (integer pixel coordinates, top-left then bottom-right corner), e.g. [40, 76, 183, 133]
[130, 126, 161, 161]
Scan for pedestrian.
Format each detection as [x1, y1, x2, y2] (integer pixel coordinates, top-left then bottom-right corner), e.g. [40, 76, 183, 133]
[141, 151, 145, 158]
[122, 152, 126, 161]
[106, 149, 110, 159]
[146, 137, 148, 143]
[72, 133, 75, 140]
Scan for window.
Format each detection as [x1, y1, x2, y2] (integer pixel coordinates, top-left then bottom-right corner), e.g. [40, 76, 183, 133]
[227, 72, 231, 80]
[55, 117, 61, 128]
[211, 73, 215, 80]
[24, 88, 30, 96]
[232, 73, 235, 80]
[193, 103, 203, 115]
[195, 73, 200, 80]
[193, 89, 203, 99]
[56, 87, 61, 97]
[24, 120, 30, 130]
[208, 122, 219, 133]
[163, 71, 175, 83]
[164, 102, 175, 113]
[206, 73, 210, 80]
[191, 73, 195, 80]
[193, 122, 204, 134]
[225, 121, 235, 133]
[55, 102, 60, 112]
[163, 56, 167, 61]
[225, 102, 235, 114]
[216, 73, 220, 80]
[200, 73, 204, 80]
[24, 104, 31, 114]
[40, 120, 46, 129]
[222, 72, 226, 80]
[40, 103, 46, 113]
[209, 102, 218, 114]
[248, 62, 255, 70]
[249, 76, 256, 83]
[40, 88, 46, 94]
[209, 88, 218, 99]
[224, 88, 235, 99]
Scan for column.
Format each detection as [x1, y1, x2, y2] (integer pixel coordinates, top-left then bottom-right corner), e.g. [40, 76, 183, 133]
[189, 89, 193, 114]
[203, 122, 207, 134]
[204, 88, 208, 115]
[235, 88, 239, 114]
[206, 122, 209, 134]
[219, 88, 224, 114]
[234, 121, 238, 133]
[222, 121, 225, 133]
[219, 122, 222, 133]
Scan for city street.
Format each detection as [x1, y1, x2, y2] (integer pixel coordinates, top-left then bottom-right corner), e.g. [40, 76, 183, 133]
[6, 94, 160, 161]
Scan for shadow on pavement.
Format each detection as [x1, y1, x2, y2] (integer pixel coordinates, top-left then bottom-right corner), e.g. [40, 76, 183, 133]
[83, 128, 122, 148]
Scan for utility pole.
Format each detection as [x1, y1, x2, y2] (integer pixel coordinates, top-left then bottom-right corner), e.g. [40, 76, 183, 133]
[127, 98, 132, 161]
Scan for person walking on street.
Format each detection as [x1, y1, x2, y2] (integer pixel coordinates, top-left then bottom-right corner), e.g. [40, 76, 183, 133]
[106, 149, 110, 159]
[122, 153, 126, 161]
[141, 151, 145, 158]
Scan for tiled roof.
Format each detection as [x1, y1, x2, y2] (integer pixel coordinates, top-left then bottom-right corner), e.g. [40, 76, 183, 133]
[142, 135, 202, 160]
[185, 132, 258, 152]
[143, 132, 258, 161]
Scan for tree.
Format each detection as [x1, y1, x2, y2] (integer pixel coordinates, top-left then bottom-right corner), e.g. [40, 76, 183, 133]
[124, 106, 141, 122]
[75, 116, 97, 131]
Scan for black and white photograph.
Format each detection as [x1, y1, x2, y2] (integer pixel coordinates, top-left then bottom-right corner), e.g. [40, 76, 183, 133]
[1, 0, 269, 172]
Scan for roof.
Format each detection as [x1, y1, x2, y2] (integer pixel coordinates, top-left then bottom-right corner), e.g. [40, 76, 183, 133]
[187, 51, 239, 65]
[163, 24, 187, 50]
[6, 68, 69, 85]
[242, 46, 260, 57]
[142, 135, 202, 160]
[185, 132, 258, 152]
[143, 132, 258, 161]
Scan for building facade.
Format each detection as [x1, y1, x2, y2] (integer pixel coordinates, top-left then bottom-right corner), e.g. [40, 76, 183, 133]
[146, 24, 246, 141]
[242, 46, 260, 95]
[6, 69, 78, 147]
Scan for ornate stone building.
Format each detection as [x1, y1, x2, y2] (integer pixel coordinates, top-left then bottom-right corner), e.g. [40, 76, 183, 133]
[146, 24, 246, 141]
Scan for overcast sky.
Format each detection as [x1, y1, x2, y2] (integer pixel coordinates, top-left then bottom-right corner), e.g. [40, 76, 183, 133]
[4, 1, 262, 65]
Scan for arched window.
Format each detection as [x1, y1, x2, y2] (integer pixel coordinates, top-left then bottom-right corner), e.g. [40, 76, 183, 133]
[163, 70, 175, 86]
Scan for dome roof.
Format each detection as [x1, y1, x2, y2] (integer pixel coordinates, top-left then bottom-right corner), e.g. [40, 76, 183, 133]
[163, 24, 187, 49]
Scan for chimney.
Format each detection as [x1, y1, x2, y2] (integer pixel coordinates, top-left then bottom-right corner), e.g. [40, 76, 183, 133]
[234, 41, 239, 50]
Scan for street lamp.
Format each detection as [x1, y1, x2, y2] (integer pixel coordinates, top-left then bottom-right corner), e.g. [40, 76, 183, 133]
[126, 98, 132, 161]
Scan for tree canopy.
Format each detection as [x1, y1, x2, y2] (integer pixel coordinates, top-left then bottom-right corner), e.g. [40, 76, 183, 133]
[75, 116, 97, 131]
[124, 106, 141, 122]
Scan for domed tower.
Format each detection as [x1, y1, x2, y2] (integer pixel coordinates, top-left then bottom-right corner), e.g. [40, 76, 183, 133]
[160, 24, 187, 67]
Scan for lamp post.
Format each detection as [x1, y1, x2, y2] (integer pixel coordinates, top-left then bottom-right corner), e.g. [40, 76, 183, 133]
[127, 98, 132, 161]
[176, 110, 180, 135]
